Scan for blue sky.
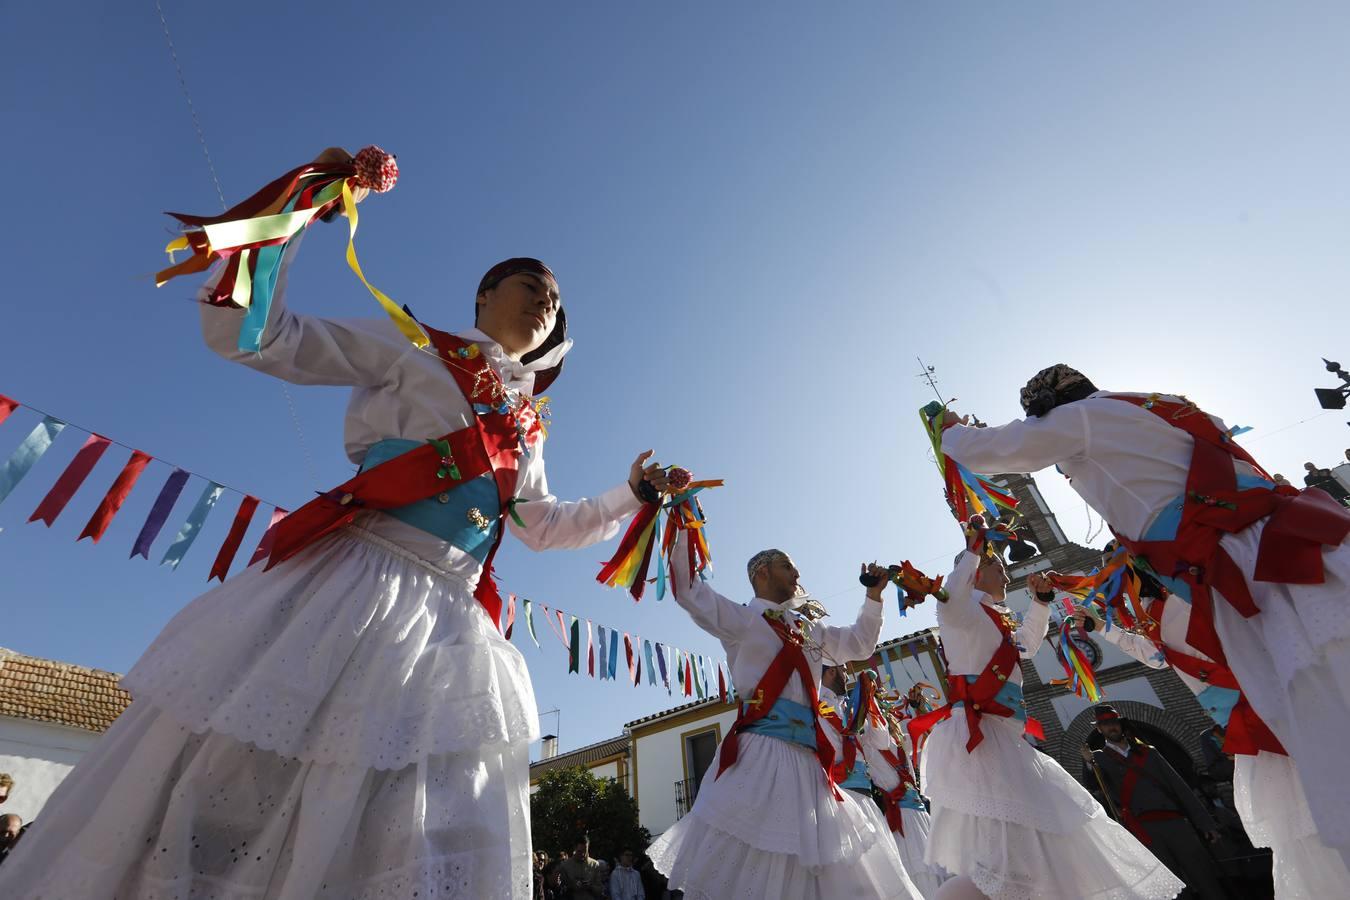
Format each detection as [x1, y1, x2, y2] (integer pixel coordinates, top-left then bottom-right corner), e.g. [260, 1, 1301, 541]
[2, 2, 1349, 757]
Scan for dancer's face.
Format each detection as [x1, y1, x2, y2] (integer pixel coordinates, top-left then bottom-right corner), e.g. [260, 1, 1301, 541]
[475, 273, 560, 360]
[753, 555, 800, 603]
[973, 556, 1008, 595]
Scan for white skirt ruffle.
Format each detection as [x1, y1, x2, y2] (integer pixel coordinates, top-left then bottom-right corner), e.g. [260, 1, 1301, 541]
[1212, 529, 1350, 864]
[895, 805, 948, 899]
[0, 524, 537, 899]
[921, 714, 1184, 900]
[648, 732, 922, 899]
[1233, 751, 1350, 899]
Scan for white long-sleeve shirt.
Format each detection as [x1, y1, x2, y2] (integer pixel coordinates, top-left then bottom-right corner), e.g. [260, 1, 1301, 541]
[858, 710, 907, 794]
[198, 235, 642, 575]
[1093, 598, 1216, 697]
[608, 865, 645, 900]
[942, 392, 1261, 541]
[670, 533, 884, 708]
[937, 551, 1052, 682]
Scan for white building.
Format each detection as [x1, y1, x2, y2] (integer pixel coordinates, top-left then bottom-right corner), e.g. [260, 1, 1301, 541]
[0, 646, 131, 826]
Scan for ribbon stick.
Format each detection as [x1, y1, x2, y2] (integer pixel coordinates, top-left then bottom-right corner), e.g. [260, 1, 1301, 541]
[80, 450, 152, 542]
[131, 468, 189, 559]
[0, 417, 67, 508]
[247, 506, 289, 566]
[29, 434, 112, 526]
[160, 481, 224, 569]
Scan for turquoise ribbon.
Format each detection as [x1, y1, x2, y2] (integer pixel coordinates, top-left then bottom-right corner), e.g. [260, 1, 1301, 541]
[608, 631, 620, 678]
[0, 416, 66, 507]
[160, 481, 224, 569]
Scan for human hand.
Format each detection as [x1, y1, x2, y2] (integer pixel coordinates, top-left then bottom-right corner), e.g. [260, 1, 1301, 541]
[1079, 745, 1094, 763]
[1027, 572, 1054, 596]
[862, 563, 888, 602]
[628, 450, 673, 502]
[312, 147, 370, 208]
[941, 409, 969, 429]
[965, 514, 987, 553]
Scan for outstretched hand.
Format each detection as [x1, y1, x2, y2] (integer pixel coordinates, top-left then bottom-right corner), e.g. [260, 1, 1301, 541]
[628, 450, 674, 502]
[941, 409, 969, 429]
[312, 147, 370, 209]
[861, 563, 888, 603]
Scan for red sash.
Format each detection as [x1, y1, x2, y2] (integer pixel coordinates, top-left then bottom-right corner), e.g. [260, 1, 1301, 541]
[265, 329, 527, 625]
[1109, 395, 1350, 665]
[716, 614, 839, 798]
[908, 604, 1041, 752]
[818, 702, 859, 782]
[876, 745, 918, 836]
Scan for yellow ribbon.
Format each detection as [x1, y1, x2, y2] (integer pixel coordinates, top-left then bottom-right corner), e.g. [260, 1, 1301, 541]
[341, 180, 428, 349]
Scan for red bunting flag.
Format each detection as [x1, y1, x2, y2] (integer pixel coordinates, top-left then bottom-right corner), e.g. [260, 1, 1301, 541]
[503, 594, 517, 640]
[29, 434, 111, 526]
[0, 395, 17, 426]
[624, 633, 636, 685]
[209, 495, 259, 582]
[248, 507, 289, 566]
[79, 450, 152, 542]
[718, 664, 727, 703]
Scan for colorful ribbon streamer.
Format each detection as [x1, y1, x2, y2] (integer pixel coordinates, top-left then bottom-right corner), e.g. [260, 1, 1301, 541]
[29, 434, 112, 526]
[160, 481, 223, 569]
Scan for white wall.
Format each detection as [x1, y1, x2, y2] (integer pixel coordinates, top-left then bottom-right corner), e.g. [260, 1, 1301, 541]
[0, 716, 101, 824]
[634, 706, 737, 838]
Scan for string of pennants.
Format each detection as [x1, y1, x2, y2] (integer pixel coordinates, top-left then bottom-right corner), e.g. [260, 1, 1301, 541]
[0, 391, 733, 696]
[502, 593, 733, 702]
[0, 393, 286, 579]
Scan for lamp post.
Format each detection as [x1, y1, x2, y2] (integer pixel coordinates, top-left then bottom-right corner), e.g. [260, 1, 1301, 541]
[1314, 358, 1350, 416]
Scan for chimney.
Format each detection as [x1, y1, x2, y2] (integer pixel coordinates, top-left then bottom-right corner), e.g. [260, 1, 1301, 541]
[541, 734, 558, 760]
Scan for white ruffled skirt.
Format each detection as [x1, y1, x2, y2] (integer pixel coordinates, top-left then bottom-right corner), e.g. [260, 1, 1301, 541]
[921, 714, 1184, 900]
[893, 805, 947, 899]
[0, 524, 537, 899]
[1212, 527, 1350, 868]
[1233, 751, 1350, 899]
[647, 732, 923, 900]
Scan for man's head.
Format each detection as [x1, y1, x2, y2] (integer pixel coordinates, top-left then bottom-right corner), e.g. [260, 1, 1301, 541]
[747, 549, 800, 604]
[1019, 364, 1098, 417]
[1305, 461, 1318, 472]
[572, 836, 590, 859]
[0, 813, 20, 847]
[1093, 705, 1125, 742]
[474, 259, 563, 361]
[619, 848, 635, 869]
[971, 553, 1009, 598]
[0, 772, 11, 804]
[821, 663, 847, 695]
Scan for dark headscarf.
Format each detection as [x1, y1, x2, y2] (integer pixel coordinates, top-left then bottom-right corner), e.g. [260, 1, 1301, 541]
[477, 258, 568, 392]
[1019, 364, 1098, 417]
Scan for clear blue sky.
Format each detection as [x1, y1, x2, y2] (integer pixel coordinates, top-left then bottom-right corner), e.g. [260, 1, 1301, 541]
[3, 2, 1349, 757]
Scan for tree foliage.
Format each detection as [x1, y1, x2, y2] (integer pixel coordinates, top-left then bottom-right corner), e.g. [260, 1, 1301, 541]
[530, 765, 650, 864]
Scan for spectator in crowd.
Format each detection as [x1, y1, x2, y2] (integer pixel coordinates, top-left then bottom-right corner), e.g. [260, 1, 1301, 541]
[0, 772, 12, 805]
[533, 850, 551, 900]
[1272, 473, 1291, 486]
[540, 862, 568, 900]
[1199, 723, 1234, 783]
[560, 835, 608, 899]
[1304, 461, 1350, 503]
[0, 813, 23, 866]
[609, 848, 645, 900]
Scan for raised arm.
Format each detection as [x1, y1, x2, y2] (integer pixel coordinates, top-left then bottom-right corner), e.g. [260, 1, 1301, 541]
[199, 230, 412, 387]
[816, 591, 884, 666]
[941, 403, 1088, 476]
[1014, 593, 1053, 659]
[668, 528, 757, 642]
[1091, 620, 1167, 669]
[936, 550, 984, 628]
[507, 448, 644, 552]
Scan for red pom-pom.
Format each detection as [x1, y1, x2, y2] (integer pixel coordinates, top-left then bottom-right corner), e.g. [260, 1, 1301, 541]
[352, 145, 399, 193]
[667, 467, 693, 492]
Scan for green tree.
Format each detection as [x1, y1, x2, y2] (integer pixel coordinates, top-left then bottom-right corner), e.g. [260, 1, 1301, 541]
[530, 765, 650, 865]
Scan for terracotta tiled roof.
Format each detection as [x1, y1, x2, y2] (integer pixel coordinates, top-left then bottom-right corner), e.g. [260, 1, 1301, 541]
[530, 734, 629, 779]
[623, 696, 727, 729]
[0, 647, 131, 734]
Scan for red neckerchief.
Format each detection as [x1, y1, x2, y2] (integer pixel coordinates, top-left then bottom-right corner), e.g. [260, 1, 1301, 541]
[716, 611, 841, 799]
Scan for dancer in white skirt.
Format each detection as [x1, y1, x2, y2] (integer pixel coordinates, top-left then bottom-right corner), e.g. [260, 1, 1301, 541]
[940, 364, 1350, 869]
[648, 536, 923, 900]
[0, 149, 665, 899]
[847, 672, 948, 899]
[907, 529, 1184, 900]
[1070, 572, 1350, 899]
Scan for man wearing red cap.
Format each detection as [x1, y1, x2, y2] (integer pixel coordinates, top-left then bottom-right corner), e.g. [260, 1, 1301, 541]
[1081, 705, 1227, 899]
[0, 149, 666, 900]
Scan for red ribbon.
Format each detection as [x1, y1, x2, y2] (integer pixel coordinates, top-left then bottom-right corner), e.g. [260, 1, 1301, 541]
[0, 395, 18, 426]
[29, 434, 111, 526]
[79, 450, 152, 542]
[503, 594, 517, 640]
[624, 633, 637, 684]
[208, 495, 259, 582]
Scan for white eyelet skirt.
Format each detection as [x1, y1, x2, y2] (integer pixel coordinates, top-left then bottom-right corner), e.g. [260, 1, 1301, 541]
[0, 525, 538, 900]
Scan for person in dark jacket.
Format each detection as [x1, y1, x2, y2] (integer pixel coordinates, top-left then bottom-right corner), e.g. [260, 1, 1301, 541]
[1081, 705, 1229, 899]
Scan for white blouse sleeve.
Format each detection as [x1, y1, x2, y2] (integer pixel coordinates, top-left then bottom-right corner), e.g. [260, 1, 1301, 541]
[1096, 623, 1168, 669]
[937, 551, 983, 628]
[1014, 597, 1053, 659]
[859, 723, 902, 792]
[815, 595, 884, 666]
[199, 232, 412, 387]
[941, 404, 1089, 475]
[669, 530, 758, 642]
[506, 445, 644, 551]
